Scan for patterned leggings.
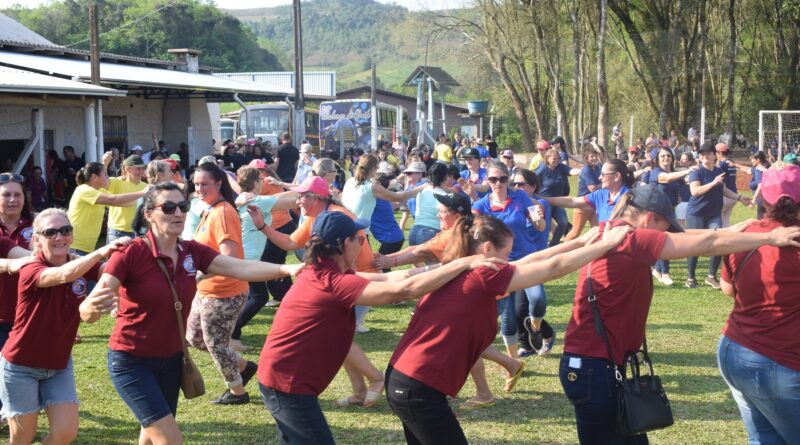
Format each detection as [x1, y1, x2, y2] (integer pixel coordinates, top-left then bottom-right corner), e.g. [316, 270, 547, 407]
[186, 292, 247, 388]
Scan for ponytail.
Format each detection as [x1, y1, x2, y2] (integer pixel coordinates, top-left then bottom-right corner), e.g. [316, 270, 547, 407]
[441, 214, 512, 264]
[76, 162, 105, 185]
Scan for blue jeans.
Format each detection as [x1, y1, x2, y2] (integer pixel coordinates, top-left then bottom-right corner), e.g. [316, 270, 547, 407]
[106, 228, 135, 243]
[408, 225, 439, 247]
[717, 336, 800, 444]
[0, 355, 78, 419]
[549, 206, 569, 247]
[686, 214, 722, 279]
[496, 294, 517, 344]
[260, 384, 335, 445]
[355, 305, 370, 326]
[654, 259, 670, 274]
[559, 354, 649, 445]
[108, 350, 182, 427]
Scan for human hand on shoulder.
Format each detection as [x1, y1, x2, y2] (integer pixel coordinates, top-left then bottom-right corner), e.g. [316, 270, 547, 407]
[459, 254, 507, 272]
[576, 227, 601, 246]
[601, 225, 632, 247]
[768, 225, 800, 248]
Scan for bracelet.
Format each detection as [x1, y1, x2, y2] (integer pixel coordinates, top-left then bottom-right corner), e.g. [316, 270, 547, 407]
[256, 223, 266, 231]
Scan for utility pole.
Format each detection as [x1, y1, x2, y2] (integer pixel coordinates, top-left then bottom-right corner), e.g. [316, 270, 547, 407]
[371, 63, 377, 151]
[292, 0, 306, 144]
[89, 2, 100, 86]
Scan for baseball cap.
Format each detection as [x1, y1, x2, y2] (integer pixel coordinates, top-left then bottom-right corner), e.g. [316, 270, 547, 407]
[628, 184, 684, 233]
[199, 155, 217, 165]
[550, 136, 566, 147]
[248, 159, 268, 170]
[403, 161, 427, 174]
[699, 143, 716, 154]
[461, 147, 480, 158]
[292, 176, 331, 197]
[628, 145, 639, 152]
[502, 149, 514, 158]
[434, 192, 472, 216]
[164, 159, 178, 171]
[122, 155, 144, 167]
[130, 145, 143, 152]
[782, 153, 798, 165]
[247, 138, 257, 145]
[169, 153, 181, 161]
[536, 140, 550, 151]
[761, 165, 800, 205]
[715, 143, 729, 152]
[377, 161, 393, 174]
[311, 211, 370, 249]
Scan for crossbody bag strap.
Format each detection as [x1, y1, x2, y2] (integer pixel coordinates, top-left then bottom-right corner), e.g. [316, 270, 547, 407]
[142, 238, 190, 353]
[586, 262, 624, 383]
[723, 248, 758, 297]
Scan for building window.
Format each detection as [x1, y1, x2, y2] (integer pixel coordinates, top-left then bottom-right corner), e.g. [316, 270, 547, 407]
[103, 116, 128, 151]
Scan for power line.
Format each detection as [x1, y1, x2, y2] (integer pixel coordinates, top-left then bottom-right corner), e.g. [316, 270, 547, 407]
[64, 1, 178, 48]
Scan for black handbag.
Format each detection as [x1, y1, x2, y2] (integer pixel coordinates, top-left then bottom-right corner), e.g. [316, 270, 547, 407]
[586, 262, 674, 436]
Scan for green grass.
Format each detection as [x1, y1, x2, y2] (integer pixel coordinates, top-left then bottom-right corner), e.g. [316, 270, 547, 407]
[48, 189, 759, 444]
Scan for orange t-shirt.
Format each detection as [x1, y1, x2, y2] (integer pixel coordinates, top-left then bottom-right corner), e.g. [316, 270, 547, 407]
[261, 182, 293, 229]
[290, 204, 378, 273]
[194, 201, 249, 297]
[425, 228, 453, 261]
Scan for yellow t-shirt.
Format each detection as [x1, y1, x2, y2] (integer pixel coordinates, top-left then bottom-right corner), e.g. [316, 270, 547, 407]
[528, 154, 544, 171]
[67, 184, 105, 252]
[433, 143, 453, 162]
[106, 177, 147, 232]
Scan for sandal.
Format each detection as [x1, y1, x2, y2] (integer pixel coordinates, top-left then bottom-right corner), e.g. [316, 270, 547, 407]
[459, 398, 496, 410]
[333, 395, 364, 408]
[503, 360, 525, 393]
[363, 380, 384, 408]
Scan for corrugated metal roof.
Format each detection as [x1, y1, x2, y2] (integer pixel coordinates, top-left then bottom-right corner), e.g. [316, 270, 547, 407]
[215, 71, 336, 98]
[403, 66, 461, 88]
[0, 50, 293, 96]
[0, 13, 56, 47]
[0, 66, 127, 97]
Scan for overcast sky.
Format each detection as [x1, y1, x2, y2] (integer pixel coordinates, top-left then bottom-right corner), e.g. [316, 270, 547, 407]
[0, 0, 472, 11]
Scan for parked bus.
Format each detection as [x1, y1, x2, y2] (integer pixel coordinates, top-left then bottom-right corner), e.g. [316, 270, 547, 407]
[220, 118, 236, 143]
[223, 102, 320, 150]
[319, 99, 407, 159]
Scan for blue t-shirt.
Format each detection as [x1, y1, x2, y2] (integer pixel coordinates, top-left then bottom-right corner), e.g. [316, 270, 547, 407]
[476, 145, 490, 159]
[371, 198, 404, 244]
[679, 178, 692, 203]
[578, 164, 601, 196]
[749, 168, 763, 193]
[528, 197, 551, 252]
[584, 186, 629, 222]
[472, 189, 535, 261]
[687, 166, 724, 217]
[405, 179, 428, 217]
[535, 163, 571, 197]
[461, 167, 489, 199]
[648, 168, 681, 207]
[559, 150, 569, 165]
[718, 160, 738, 192]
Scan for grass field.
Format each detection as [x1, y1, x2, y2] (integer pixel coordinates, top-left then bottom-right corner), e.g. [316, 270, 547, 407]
[39, 193, 761, 444]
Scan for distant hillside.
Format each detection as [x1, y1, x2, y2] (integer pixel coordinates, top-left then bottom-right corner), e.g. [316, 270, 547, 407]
[223, 0, 477, 96]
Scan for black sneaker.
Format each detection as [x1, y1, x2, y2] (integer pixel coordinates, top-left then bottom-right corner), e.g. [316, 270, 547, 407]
[211, 390, 250, 405]
[240, 361, 257, 388]
[685, 278, 698, 288]
[523, 316, 543, 353]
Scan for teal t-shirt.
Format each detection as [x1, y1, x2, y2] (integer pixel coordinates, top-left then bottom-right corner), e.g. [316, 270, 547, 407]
[238, 196, 277, 260]
[413, 186, 446, 230]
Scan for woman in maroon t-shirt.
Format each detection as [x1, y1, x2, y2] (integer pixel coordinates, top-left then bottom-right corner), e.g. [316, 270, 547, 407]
[559, 184, 800, 445]
[386, 215, 632, 445]
[0, 208, 128, 445]
[718, 165, 800, 443]
[79, 183, 300, 445]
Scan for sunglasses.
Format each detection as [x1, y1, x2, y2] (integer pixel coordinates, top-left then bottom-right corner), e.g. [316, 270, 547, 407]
[487, 176, 509, 184]
[0, 173, 24, 184]
[502, 156, 513, 160]
[512, 182, 528, 188]
[152, 200, 191, 214]
[38, 225, 73, 239]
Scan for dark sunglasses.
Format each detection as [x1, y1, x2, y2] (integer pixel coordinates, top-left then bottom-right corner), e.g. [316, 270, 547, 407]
[512, 182, 528, 188]
[152, 200, 191, 214]
[0, 173, 24, 184]
[38, 225, 73, 239]
[487, 176, 509, 184]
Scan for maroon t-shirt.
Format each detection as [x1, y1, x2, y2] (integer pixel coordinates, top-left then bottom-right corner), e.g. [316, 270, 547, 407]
[563, 221, 667, 365]
[721, 219, 800, 371]
[2, 254, 101, 369]
[105, 232, 219, 358]
[390, 265, 516, 397]
[257, 258, 369, 395]
[0, 220, 32, 325]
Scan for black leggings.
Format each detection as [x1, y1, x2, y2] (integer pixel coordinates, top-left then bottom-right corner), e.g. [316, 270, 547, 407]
[378, 239, 405, 273]
[386, 366, 467, 445]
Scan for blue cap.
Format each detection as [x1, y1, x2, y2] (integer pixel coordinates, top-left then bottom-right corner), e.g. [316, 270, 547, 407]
[629, 184, 684, 233]
[311, 211, 370, 248]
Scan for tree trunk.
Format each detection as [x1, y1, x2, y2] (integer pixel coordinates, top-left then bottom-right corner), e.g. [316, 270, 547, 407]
[570, 0, 582, 150]
[725, 0, 736, 137]
[596, 0, 609, 150]
[490, 53, 535, 150]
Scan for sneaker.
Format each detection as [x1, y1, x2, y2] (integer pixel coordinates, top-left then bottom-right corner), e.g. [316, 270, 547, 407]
[651, 269, 662, 280]
[211, 390, 250, 405]
[355, 323, 370, 334]
[685, 278, 698, 288]
[229, 338, 249, 353]
[660, 274, 674, 286]
[518, 347, 536, 358]
[264, 300, 281, 307]
[523, 316, 543, 353]
[240, 361, 258, 388]
[539, 331, 557, 356]
[705, 276, 721, 290]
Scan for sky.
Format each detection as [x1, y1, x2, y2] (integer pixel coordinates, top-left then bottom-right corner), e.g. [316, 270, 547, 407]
[0, 0, 472, 11]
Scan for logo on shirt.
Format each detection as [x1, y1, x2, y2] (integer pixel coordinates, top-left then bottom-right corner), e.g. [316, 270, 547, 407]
[71, 278, 88, 297]
[21, 227, 33, 242]
[182, 255, 196, 275]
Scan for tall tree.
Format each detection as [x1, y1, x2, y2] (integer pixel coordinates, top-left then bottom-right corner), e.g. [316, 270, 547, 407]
[596, 0, 609, 150]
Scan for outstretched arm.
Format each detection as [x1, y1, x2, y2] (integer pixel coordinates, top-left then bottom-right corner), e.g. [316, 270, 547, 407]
[659, 225, 800, 260]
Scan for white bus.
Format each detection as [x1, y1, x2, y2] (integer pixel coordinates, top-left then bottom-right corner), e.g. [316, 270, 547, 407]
[319, 99, 407, 158]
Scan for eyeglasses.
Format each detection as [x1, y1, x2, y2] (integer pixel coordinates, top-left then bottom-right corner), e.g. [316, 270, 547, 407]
[38, 225, 73, 239]
[0, 173, 23, 184]
[512, 182, 528, 188]
[299, 193, 320, 201]
[502, 156, 513, 160]
[152, 200, 191, 214]
[487, 176, 509, 184]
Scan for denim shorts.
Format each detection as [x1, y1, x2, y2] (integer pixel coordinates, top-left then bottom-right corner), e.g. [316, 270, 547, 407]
[0, 355, 79, 419]
[108, 349, 182, 427]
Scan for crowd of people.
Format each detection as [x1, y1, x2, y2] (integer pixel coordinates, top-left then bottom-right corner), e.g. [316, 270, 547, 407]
[0, 127, 798, 445]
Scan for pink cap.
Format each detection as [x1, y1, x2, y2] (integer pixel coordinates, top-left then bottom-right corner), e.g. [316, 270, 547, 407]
[247, 138, 257, 145]
[715, 142, 729, 152]
[761, 165, 800, 205]
[164, 159, 178, 171]
[629, 145, 639, 152]
[248, 159, 267, 169]
[501, 149, 514, 158]
[292, 176, 331, 197]
[536, 140, 550, 151]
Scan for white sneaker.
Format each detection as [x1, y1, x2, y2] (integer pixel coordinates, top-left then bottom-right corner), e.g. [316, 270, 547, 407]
[652, 269, 662, 280]
[355, 323, 370, 333]
[264, 300, 281, 307]
[660, 275, 674, 286]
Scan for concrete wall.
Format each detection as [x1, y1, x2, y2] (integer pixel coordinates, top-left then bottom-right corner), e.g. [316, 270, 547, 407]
[104, 96, 162, 150]
[0, 104, 85, 155]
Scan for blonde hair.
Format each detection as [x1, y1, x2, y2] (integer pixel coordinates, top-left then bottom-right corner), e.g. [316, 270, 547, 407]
[146, 160, 171, 184]
[31, 208, 69, 255]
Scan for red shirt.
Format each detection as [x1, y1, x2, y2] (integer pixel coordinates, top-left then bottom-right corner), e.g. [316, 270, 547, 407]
[563, 222, 667, 365]
[0, 219, 33, 324]
[721, 219, 800, 371]
[390, 265, 516, 397]
[2, 254, 101, 369]
[105, 232, 219, 358]
[257, 258, 369, 395]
